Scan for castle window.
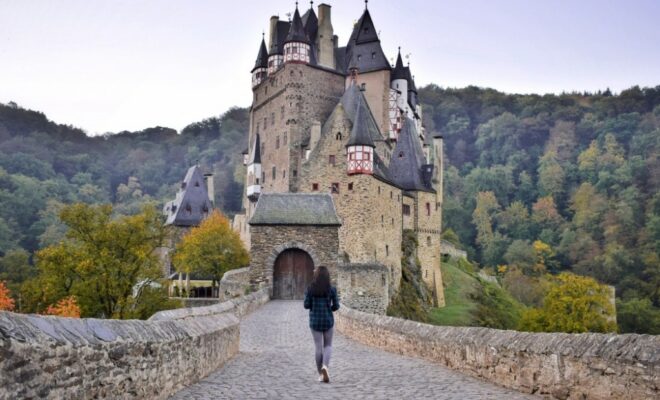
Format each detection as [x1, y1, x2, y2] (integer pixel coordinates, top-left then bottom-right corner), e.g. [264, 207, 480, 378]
[348, 183, 353, 191]
[361, 83, 366, 90]
[272, 166, 276, 180]
[371, 52, 376, 59]
[398, 194, 401, 202]
[390, 191, 393, 199]
[283, 132, 288, 145]
[391, 218, 394, 225]
[202, 205, 209, 214]
[426, 202, 431, 216]
[382, 274, 386, 286]
[331, 182, 339, 194]
[336, 132, 342, 140]
[195, 181, 200, 187]
[293, 169, 297, 177]
[425, 270, 428, 278]
[378, 186, 381, 195]
[181, 182, 187, 189]
[263, 117, 267, 127]
[436, 202, 441, 211]
[282, 170, 286, 179]
[262, 172, 266, 183]
[256, 178, 260, 184]
[427, 236, 431, 246]
[329, 155, 336, 166]
[381, 215, 384, 226]
[399, 152, 404, 158]
[271, 112, 275, 125]
[351, 273, 356, 287]
[281, 106, 285, 120]
[386, 245, 389, 256]
[265, 86, 268, 95]
[185, 203, 192, 215]
[403, 204, 411, 216]
[312, 183, 319, 191]
[276, 136, 280, 149]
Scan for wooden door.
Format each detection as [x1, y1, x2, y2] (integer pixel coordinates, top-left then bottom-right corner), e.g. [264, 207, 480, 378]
[273, 249, 314, 300]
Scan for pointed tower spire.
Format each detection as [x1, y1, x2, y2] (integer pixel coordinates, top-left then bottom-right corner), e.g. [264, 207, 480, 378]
[283, 3, 311, 64]
[391, 47, 407, 80]
[346, 94, 376, 175]
[247, 133, 262, 201]
[251, 36, 269, 88]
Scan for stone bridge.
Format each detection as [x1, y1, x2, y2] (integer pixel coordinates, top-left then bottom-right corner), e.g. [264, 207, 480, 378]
[1, 290, 658, 399]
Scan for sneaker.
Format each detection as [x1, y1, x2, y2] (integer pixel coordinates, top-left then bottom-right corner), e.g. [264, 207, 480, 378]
[318, 374, 324, 382]
[321, 365, 330, 383]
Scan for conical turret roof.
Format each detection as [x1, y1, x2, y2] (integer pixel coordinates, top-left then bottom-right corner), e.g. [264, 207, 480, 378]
[389, 118, 434, 192]
[346, 94, 375, 148]
[391, 49, 407, 81]
[285, 7, 310, 44]
[252, 37, 269, 72]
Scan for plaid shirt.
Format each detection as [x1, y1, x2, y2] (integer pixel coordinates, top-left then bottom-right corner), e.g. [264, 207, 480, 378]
[304, 287, 340, 332]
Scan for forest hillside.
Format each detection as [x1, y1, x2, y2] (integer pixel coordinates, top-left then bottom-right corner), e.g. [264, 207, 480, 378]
[0, 85, 658, 332]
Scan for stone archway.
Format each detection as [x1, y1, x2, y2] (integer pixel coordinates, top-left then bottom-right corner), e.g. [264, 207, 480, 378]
[272, 249, 314, 300]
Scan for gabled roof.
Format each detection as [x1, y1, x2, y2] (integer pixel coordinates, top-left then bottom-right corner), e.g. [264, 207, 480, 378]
[285, 7, 310, 44]
[249, 194, 341, 226]
[301, 7, 318, 43]
[340, 9, 390, 74]
[252, 37, 269, 72]
[270, 21, 291, 55]
[346, 91, 375, 147]
[164, 165, 214, 226]
[249, 133, 261, 164]
[340, 84, 384, 143]
[388, 118, 435, 193]
[353, 9, 379, 45]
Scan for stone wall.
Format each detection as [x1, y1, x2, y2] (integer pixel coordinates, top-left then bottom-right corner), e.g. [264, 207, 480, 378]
[0, 289, 269, 400]
[218, 267, 251, 301]
[336, 263, 389, 314]
[414, 190, 445, 306]
[249, 225, 340, 290]
[336, 306, 660, 400]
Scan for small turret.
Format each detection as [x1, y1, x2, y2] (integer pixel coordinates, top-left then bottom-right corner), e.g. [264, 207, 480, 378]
[391, 48, 409, 114]
[284, 4, 311, 64]
[346, 92, 375, 175]
[247, 134, 262, 201]
[251, 35, 269, 88]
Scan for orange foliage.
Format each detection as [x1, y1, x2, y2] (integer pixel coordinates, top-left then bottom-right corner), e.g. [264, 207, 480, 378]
[45, 296, 81, 318]
[0, 281, 15, 311]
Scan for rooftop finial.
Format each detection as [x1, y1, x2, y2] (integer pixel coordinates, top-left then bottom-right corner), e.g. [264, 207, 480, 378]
[365, 0, 368, 10]
[295, 1, 298, 10]
[310, 0, 313, 9]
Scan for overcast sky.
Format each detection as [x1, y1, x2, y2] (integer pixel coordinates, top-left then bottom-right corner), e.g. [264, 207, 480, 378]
[1, 0, 659, 135]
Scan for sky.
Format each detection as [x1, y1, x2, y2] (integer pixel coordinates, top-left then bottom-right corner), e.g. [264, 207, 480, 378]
[1, 0, 659, 135]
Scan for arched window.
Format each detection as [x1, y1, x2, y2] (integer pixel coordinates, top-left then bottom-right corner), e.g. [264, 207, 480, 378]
[336, 132, 342, 140]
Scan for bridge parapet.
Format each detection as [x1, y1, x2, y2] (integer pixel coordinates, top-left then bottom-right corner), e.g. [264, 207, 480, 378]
[0, 288, 269, 399]
[336, 306, 660, 399]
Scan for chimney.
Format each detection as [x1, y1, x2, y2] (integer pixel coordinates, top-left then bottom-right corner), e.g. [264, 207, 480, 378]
[268, 16, 279, 51]
[317, 4, 335, 69]
[204, 173, 215, 205]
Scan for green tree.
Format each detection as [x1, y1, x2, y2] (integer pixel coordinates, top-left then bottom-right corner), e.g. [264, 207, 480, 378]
[173, 210, 249, 292]
[24, 203, 170, 319]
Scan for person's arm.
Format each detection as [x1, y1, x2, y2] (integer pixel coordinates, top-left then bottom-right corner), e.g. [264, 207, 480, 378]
[330, 287, 340, 312]
[303, 289, 311, 309]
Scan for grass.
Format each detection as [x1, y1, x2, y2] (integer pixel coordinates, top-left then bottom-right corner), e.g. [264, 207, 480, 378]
[428, 259, 479, 326]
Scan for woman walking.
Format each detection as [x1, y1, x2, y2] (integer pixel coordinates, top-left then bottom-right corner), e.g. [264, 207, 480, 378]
[303, 266, 340, 383]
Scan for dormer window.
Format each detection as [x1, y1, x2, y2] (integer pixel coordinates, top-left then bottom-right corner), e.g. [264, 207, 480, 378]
[202, 205, 209, 214]
[371, 52, 376, 59]
[181, 182, 187, 189]
[195, 181, 200, 187]
[185, 203, 192, 215]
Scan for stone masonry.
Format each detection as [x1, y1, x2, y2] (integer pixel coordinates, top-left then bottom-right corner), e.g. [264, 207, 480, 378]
[336, 305, 660, 400]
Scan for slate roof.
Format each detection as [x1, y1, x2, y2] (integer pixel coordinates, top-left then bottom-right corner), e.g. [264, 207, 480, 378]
[164, 165, 214, 226]
[346, 90, 376, 147]
[301, 7, 318, 43]
[270, 21, 291, 55]
[391, 50, 407, 81]
[249, 133, 261, 164]
[285, 8, 310, 44]
[388, 118, 435, 193]
[340, 84, 384, 144]
[340, 9, 390, 74]
[250, 193, 341, 226]
[252, 37, 269, 72]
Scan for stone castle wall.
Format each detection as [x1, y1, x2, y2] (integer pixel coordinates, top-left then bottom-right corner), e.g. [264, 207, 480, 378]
[414, 190, 445, 306]
[0, 289, 269, 400]
[248, 225, 340, 290]
[336, 306, 660, 400]
[336, 263, 390, 314]
[350, 70, 392, 135]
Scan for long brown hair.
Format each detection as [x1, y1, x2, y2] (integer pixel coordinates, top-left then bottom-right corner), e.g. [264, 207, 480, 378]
[309, 266, 331, 297]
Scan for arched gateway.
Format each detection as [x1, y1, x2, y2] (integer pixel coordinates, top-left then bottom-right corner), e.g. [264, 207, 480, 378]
[272, 249, 314, 299]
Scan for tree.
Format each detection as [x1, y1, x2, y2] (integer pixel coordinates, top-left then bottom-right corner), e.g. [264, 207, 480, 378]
[25, 203, 169, 319]
[173, 210, 249, 293]
[0, 248, 35, 295]
[537, 150, 565, 201]
[518, 273, 617, 333]
[0, 280, 15, 311]
[45, 296, 81, 318]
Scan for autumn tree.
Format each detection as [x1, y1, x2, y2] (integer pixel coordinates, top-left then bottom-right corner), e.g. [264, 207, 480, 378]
[0, 280, 15, 311]
[45, 296, 81, 318]
[24, 203, 171, 319]
[518, 272, 617, 333]
[173, 210, 249, 293]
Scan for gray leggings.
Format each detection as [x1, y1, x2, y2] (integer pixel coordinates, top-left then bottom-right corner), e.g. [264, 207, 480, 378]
[311, 327, 333, 373]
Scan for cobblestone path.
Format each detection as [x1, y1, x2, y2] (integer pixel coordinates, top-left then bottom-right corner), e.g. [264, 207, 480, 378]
[170, 301, 538, 399]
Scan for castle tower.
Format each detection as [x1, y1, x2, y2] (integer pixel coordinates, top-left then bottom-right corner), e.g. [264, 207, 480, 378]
[283, 5, 311, 64]
[346, 90, 375, 175]
[252, 36, 269, 88]
[246, 133, 262, 206]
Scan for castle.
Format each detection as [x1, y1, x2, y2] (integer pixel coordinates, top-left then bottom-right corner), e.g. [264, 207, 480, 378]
[232, 2, 445, 311]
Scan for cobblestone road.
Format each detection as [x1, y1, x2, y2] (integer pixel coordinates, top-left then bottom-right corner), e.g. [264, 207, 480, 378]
[170, 301, 538, 399]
